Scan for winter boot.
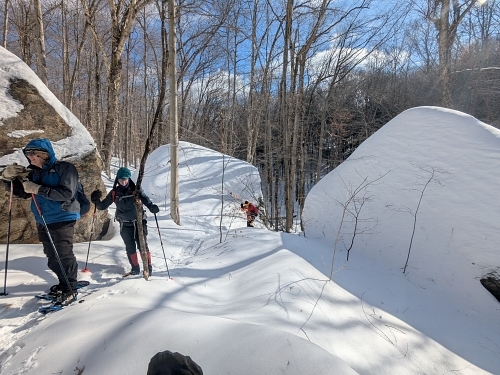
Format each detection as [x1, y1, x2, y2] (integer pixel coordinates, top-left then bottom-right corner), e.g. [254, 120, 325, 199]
[54, 290, 78, 305]
[49, 283, 63, 296]
[129, 265, 140, 275]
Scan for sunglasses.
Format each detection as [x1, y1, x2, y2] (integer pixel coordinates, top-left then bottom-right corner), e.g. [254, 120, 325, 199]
[25, 150, 48, 157]
[118, 178, 129, 183]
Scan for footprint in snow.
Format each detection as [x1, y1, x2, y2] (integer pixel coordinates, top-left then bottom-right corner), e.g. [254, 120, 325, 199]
[96, 289, 127, 299]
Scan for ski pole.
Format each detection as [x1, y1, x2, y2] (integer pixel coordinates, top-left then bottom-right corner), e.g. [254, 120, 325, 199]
[81, 204, 97, 272]
[0, 181, 14, 296]
[154, 213, 171, 279]
[32, 194, 77, 302]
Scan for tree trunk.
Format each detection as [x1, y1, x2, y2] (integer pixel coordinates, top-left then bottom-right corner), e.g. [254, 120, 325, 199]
[132, 0, 170, 280]
[34, 0, 48, 86]
[2, 0, 9, 48]
[134, 200, 150, 280]
[438, 0, 453, 107]
[67, 5, 90, 112]
[281, 0, 293, 232]
[169, 0, 180, 225]
[101, 53, 122, 175]
[62, 0, 70, 107]
[432, 0, 478, 107]
[246, 1, 258, 164]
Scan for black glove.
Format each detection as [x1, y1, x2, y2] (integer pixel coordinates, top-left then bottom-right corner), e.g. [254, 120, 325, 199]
[11, 179, 28, 198]
[91, 190, 102, 202]
[240, 203, 244, 208]
[150, 204, 159, 214]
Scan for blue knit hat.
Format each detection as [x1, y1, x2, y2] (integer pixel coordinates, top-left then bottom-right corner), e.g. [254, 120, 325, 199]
[116, 167, 131, 180]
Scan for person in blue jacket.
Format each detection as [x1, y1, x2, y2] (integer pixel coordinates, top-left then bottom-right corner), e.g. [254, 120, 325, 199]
[1, 138, 81, 301]
[91, 167, 159, 276]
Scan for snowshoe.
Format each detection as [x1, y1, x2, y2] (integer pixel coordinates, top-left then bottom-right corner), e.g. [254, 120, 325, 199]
[38, 291, 79, 314]
[122, 269, 141, 277]
[36, 280, 89, 301]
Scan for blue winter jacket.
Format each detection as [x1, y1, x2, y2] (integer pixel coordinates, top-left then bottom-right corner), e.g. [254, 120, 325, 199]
[23, 138, 80, 224]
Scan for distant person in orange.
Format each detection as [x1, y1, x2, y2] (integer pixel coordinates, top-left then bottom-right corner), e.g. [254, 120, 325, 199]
[241, 201, 258, 227]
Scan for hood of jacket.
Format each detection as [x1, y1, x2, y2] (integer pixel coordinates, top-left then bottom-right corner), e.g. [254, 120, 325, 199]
[23, 138, 57, 168]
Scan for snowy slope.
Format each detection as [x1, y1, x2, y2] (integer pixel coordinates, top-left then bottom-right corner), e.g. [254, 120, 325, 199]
[303, 106, 500, 373]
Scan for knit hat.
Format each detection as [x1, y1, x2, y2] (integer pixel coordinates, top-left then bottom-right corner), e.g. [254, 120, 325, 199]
[116, 167, 132, 180]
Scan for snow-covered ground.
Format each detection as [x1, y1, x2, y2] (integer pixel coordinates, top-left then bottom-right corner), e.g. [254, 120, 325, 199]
[1, 109, 500, 375]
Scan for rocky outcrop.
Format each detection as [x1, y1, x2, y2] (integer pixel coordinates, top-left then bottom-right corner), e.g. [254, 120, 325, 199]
[0, 47, 109, 244]
[480, 274, 500, 304]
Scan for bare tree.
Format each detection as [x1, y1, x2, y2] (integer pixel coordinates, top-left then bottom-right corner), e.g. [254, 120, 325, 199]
[426, 0, 478, 107]
[168, 0, 180, 225]
[328, 171, 389, 279]
[132, 0, 169, 280]
[60, 0, 90, 110]
[402, 166, 443, 273]
[80, 0, 153, 175]
[9, 0, 35, 65]
[2, 0, 9, 48]
[33, 0, 48, 85]
[245, 0, 259, 164]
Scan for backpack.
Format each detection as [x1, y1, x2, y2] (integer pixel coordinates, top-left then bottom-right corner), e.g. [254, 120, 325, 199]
[76, 182, 90, 216]
[53, 162, 90, 216]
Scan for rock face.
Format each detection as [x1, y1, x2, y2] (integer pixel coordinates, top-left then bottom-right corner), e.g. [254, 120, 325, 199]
[0, 49, 109, 244]
[480, 275, 500, 304]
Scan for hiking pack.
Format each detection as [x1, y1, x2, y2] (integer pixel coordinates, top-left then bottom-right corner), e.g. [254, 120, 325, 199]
[53, 162, 90, 216]
[250, 205, 259, 216]
[75, 182, 90, 216]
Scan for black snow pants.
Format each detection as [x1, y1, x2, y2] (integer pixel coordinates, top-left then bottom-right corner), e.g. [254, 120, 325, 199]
[120, 219, 151, 271]
[37, 220, 78, 292]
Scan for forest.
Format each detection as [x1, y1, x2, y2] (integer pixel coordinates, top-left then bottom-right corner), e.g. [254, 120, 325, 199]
[1, 0, 499, 232]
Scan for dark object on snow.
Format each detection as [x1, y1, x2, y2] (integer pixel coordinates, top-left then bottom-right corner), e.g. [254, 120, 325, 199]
[480, 276, 500, 303]
[147, 350, 203, 375]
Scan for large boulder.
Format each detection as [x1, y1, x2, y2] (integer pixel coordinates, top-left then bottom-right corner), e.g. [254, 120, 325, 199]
[0, 46, 109, 243]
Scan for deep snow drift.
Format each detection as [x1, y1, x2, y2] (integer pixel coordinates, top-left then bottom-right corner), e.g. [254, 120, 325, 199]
[303, 106, 500, 373]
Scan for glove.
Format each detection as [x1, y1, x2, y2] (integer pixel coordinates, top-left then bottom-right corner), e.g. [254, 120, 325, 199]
[91, 190, 102, 202]
[240, 203, 244, 208]
[2, 164, 29, 180]
[11, 179, 27, 198]
[22, 180, 41, 194]
[150, 204, 159, 214]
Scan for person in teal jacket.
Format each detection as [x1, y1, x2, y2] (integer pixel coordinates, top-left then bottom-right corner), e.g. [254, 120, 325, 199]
[2, 138, 81, 301]
[91, 167, 159, 276]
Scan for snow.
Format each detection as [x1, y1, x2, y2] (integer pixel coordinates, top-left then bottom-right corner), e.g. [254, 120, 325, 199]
[0, 44, 499, 374]
[0, 46, 95, 167]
